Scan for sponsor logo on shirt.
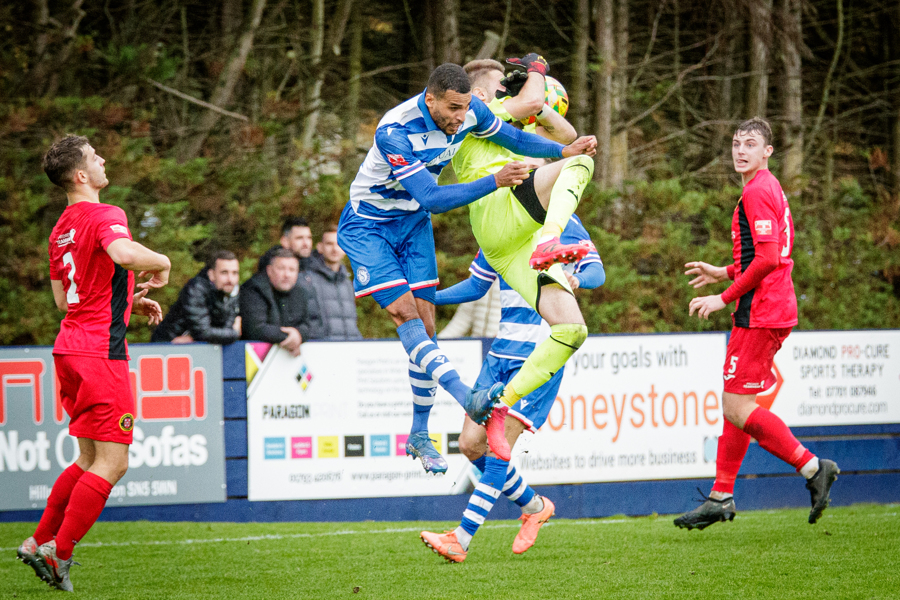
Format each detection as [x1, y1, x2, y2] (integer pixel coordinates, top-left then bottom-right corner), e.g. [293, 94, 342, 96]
[754, 220, 772, 236]
[386, 154, 408, 167]
[743, 380, 767, 389]
[56, 228, 76, 246]
[110, 224, 129, 235]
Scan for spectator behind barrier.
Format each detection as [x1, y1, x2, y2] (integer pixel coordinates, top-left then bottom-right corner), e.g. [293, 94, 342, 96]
[257, 216, 325, 338]
[240, 247, 311, 356]
[151, 250, 241, 344]
[305, 224, 363, 340]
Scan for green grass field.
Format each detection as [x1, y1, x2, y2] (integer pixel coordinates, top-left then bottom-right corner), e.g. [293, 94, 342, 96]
[2, 504, 898, 599]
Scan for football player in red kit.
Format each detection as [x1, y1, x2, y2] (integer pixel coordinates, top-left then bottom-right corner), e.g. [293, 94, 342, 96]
[17, 136, 171, 591]
[674, 118, 839, 530]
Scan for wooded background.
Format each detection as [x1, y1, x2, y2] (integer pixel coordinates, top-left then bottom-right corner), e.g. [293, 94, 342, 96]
[1, 0, 898, 344]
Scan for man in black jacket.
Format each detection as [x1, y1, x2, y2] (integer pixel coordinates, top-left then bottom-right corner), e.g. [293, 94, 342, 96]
[152, 250, 240, 344]
[307, 225, 363, 340]
[258, 216, 325, 339]
[240, 247, 311, 356]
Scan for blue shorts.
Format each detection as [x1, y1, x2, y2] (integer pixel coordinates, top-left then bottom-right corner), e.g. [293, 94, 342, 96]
[474, 353, 564, 432]
[337, 203, 438, 308]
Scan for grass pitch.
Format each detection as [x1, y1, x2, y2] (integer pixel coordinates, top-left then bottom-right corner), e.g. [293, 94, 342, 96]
[2, 504, 898, 599]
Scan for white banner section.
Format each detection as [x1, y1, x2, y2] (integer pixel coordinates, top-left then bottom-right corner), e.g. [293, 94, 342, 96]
[766, 330, 900, 426]
[247, 340, 483, 501]
[517, 334, 726, 485]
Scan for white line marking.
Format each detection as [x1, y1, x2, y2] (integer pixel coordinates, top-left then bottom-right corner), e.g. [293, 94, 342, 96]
[0, 519, 631, 552]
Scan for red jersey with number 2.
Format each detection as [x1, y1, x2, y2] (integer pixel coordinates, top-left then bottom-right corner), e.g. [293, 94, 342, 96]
[730, 169, 798, 328]
[48, 202, 135, 360]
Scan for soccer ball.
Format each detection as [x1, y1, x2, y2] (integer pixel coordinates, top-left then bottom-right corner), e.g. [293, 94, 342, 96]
[521, 76, 569, 126]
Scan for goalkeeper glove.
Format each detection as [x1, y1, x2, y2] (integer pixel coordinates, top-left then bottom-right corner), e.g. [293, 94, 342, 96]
[496, 71, 529, 99]
[506, 53, 549, 76]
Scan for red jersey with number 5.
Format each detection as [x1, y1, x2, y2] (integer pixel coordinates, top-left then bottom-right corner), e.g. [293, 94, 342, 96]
[48, 202, 135, 360]
[730, 169, 798, 328]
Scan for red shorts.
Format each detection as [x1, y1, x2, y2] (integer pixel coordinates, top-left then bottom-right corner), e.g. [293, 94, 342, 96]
[723, 327, 791, 394]
[54, 354, 135, 444]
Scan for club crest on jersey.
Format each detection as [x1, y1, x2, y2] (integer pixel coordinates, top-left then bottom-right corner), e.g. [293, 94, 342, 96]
[356, 266, 370, 285]
[119, 413, 134, 432]
[56, 229, 76, 246]
[754, 220, 772, 236]
[386, 154, 408, 167]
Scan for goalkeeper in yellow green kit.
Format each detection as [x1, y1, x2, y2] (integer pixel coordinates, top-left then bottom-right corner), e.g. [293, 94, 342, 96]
[448, 54, 597, 461]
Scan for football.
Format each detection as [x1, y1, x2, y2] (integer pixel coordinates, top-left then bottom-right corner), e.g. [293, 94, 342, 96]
[521, 76, 569, 126]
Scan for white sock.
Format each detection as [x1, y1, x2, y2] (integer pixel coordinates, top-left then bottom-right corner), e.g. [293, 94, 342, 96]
[800, 456, 820, 479]
[709, 491, 733, 501]
[453, 526, 472, 551]
[522, 495, 545, 515]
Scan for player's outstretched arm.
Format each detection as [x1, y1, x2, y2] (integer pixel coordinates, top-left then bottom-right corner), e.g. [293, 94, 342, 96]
[106, 238, 171, 289]
[489, 120, 565, 159]
[402, 162, 529, 213]
[435, 275, 494, 306]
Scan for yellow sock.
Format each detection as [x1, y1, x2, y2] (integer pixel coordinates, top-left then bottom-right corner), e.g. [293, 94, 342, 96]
[540, 155, 594, 239]
[500, 384, 523, 408]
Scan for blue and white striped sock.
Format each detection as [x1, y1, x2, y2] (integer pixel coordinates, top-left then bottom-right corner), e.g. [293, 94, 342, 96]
[453, 456, 507, 550]
[503, 464, 543, 514]
[397, 319, 468, 406]
[409, 361, 437, 434]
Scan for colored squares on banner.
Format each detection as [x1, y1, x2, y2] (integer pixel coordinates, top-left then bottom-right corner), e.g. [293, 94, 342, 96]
[318, 436, 340, 458]
[264, 437, 285, 459]
[430, 434, 442, 454]
[295, 362, 313, 391]
[344, 435, 365, 457]
[395, 434, 409, 456]
[291, 437, 312, 459]
[447, 433, 461, 455]
[370, 435, 391, 457]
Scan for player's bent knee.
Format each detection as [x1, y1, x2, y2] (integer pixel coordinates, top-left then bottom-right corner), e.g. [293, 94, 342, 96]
[566, 154, 594, 178]
[551, 323, 588, 350]
[458, 434, 487, 461]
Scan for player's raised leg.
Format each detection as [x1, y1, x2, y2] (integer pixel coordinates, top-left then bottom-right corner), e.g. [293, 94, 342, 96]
[529, 155, 595, 270]
[488, 283, 586, 460]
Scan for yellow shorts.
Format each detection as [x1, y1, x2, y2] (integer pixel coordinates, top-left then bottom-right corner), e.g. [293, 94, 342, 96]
[468, 187, 572, 311]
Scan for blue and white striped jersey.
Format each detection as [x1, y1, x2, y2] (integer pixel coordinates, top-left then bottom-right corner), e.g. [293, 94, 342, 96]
[349, 93, 501, 221]
[470, 215, 603, 361]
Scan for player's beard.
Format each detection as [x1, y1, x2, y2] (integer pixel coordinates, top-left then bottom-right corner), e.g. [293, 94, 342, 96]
[89, 171, 109, 190]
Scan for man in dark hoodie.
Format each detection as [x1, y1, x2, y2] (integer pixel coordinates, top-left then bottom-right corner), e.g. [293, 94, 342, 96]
[152, 250, 240, 344]
[306, 224, 363, 340]
[258, 216, 325, 338]
[240, 247, 311, 356]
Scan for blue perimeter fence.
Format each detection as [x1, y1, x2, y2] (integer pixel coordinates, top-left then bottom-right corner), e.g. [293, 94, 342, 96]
[2, 338, 898, 523]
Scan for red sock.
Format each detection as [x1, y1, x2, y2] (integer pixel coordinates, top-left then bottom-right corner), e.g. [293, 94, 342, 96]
[743, 406, 815, 471]
[711, 420, 751, 495]
[33, 463, 85, 545]
[54, 472, 113, 560]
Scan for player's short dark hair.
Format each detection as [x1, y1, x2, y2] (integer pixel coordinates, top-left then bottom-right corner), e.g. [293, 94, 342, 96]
[269, 247, 299, 263]
[43, 135, 90, 190]
[463, 59, 505, 89]
[281, 216, 310, 236]
[735, 117, 773, 147]
[207, 250, 237, 270]
[427, 63, 471, 98]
